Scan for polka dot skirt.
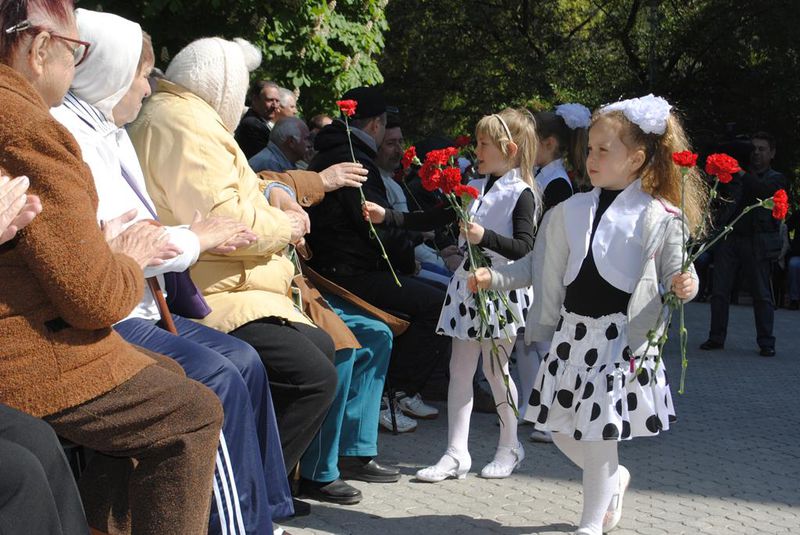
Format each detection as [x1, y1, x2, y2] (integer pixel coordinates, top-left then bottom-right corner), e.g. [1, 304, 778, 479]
[524, 307, 676, 441]
[436, 266, 531, 340]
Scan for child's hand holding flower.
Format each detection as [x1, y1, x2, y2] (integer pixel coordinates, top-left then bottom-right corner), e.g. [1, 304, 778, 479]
[362, 201, 386, 224]
[460, 221, 485, 244]
[467, 267, 492, 293]
[671, 272, 696, 300]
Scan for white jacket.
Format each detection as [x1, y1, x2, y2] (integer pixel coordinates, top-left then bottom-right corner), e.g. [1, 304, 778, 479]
[491, 182, 698, 356]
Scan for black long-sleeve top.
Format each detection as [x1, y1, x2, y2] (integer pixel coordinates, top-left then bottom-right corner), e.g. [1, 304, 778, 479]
[381, 175, 536, 261]
[563, 188, 632, 318]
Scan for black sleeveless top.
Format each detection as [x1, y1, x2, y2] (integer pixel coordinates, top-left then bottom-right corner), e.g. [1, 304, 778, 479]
[563, 188, 632, 318]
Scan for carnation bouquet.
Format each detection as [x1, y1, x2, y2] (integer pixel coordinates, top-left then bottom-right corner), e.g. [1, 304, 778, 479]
[403, 144, 521, 416]
[638, 151, 788, 393]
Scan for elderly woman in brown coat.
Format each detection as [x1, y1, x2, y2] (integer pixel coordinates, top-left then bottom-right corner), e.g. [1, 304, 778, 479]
[0, 2, 223, 534]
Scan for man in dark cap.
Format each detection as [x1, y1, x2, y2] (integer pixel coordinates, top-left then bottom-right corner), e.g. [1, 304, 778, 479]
[307, 86, 450, 421]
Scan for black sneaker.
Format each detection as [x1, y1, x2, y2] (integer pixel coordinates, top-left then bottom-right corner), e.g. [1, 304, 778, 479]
[759, 347, 776, 357]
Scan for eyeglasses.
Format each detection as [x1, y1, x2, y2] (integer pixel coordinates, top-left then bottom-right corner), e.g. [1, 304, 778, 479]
[5, 20, 91, 66]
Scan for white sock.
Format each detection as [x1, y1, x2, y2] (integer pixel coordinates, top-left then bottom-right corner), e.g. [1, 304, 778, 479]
[513, 337, 539, 418]
[480, 337, 519, 452]
[446, 338, 482, 457]
[553, 434, 619, 534]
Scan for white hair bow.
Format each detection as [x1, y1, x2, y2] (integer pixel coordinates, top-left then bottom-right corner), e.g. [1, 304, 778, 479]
[600, 94, 672, 135]
[555, 103, 591, 130]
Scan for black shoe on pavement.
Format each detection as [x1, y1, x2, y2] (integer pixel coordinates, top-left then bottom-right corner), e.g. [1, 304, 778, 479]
[699, 340, 724, 350]
[759, 347, 776, 357]
[339, 456, 401, 483]
[298, 478, 362, 505]
[290, 498, 311, 517]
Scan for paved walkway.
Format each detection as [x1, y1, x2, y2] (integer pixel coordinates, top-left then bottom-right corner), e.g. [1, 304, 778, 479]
[284, 302, 800, 534]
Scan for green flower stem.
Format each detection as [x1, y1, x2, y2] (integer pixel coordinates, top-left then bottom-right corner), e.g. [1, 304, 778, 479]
[344, 118, 401, 287]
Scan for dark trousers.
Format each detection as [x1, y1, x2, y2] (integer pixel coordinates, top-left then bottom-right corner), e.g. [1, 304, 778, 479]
[44, 357, 223, 535]
[329, 272, 450, 396]
[709, 234, 776, 349]
[0, 404, 88, 535]
[230, 318, 337, 472]
[115, 314, 293, 529]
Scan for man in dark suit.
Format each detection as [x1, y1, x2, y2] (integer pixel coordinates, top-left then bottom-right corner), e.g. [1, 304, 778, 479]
[701, 132, 787, 357]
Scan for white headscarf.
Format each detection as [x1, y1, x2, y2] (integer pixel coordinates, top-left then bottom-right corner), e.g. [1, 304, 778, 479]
[165, 37, 261, 132]
[70, 8, 143, 121]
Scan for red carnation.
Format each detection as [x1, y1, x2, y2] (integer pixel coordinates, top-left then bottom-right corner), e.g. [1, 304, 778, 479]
[402, 146, 418, 170]
[453, 184, 479, 200]
[455, 135, 472, 148]
[771, 189, 789, 220]
[419, 162, 442, 192]
[705, 153, 741, 184]
[672, 151, 698, 168]
[441, 167, 462, 194]
[336, 99, 358, 117]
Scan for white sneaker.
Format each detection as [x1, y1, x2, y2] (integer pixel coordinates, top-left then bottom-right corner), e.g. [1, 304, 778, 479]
[397, 392, 439, 419]
[379, 407, 417, 433]
[529, 429, 553, 443]
[480, 442, 524, 479]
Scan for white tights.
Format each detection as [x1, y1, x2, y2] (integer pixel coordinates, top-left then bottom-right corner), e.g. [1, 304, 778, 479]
[552, 433, 619, 535]
[514, 339, 550, 418]
[448, 337, 518, 457]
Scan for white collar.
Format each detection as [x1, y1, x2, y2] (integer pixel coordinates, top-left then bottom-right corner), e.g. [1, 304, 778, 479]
[535, 158, 571, 192]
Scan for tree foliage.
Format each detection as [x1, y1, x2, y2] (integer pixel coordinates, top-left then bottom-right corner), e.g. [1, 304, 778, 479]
[77, 0, 388, 116]
[381, 0, 800, 177]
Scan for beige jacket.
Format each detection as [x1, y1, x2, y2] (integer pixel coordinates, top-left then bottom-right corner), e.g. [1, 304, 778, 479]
[128, 80, 309, 332]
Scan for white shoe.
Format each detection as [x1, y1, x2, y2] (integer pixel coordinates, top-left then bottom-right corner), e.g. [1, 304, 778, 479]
[415, 450, 471, 482]
[480, 442, 524, 478]
[529, 429, 553, 443]
[397, 392, 439, 419]
[603, 465, 630, 532]
[379, 407, 417, 433]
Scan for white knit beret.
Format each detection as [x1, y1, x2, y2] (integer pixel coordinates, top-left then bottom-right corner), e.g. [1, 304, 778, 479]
[165, 37, 261, 131]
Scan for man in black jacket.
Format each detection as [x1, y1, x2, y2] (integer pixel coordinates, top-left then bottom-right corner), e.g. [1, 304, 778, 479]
[235, 80, 280, 159]
[307, 86, 449, 413]
[701, 133, 787, 357]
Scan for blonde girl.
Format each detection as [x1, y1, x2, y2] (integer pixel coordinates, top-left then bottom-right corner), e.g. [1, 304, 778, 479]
[472, 95, 706, 534]
[365, 108, 542, 480]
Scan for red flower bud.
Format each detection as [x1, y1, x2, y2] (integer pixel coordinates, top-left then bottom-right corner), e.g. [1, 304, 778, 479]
[771, 189, 789, 220]
[336, 99, 358, 117]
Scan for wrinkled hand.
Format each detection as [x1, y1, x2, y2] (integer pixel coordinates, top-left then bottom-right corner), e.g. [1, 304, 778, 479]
[318, 162, 368, 192]
[285, 209, 310, 244]
[208, 229, 258, 254]
[444, 253, 464, 272]
[460, 221, 485, 245]
[467, 267, 492, 293]
[268, 188, 310, 244]
[190, 211, 255, 253]
[362, 201, 386, 224]
[107, 220, 182, 268]
[671, 272, 696, 300]
[0, 175, 42, 245]
[101, 208, 138, 242]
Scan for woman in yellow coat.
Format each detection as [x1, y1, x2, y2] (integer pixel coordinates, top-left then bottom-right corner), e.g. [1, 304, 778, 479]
[128, 37, 338, 473]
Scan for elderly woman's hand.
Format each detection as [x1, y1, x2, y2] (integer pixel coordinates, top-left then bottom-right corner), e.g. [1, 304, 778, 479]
[190, 211, 256, 253]
[106, 219, 183, 269]
[0, 175, 42, 245]
[318, 162, 368, 192]
[267, 186, 310, 243]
